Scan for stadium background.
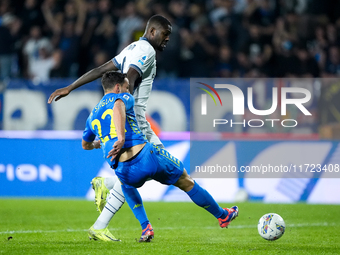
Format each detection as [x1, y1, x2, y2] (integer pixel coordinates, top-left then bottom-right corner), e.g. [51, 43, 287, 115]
[1, 0, 340, 204]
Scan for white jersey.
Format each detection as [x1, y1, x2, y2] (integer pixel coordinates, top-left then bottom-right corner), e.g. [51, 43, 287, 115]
[112, 37, 161, 146]
[112, 37, 156, 112]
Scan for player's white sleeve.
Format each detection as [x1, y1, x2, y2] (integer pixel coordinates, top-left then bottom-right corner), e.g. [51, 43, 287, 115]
[112, 42, 155, 75]
[128, 45, 155, 76]
[112, 52, 122, 70]
[111, 44, 129, 70]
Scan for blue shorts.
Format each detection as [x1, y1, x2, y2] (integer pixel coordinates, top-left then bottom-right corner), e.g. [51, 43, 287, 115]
[114, 143, 184, 188]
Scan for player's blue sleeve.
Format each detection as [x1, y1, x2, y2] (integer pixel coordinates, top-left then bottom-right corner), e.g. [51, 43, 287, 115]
[82, 115, 96, 142]
[115, 93, 135, 111]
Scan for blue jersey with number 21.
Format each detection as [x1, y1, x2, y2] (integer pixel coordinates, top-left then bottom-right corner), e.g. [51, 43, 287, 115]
[83, 92, 147, 168]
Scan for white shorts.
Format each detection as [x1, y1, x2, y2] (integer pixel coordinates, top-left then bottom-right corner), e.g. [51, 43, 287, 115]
[135, 106, 163, 148]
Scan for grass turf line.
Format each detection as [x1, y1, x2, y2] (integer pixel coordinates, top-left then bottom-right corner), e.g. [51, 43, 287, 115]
[0, 199, 339, 254]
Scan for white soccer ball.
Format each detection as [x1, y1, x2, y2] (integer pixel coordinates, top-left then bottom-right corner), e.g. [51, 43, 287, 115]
[257, 213, 285, 241]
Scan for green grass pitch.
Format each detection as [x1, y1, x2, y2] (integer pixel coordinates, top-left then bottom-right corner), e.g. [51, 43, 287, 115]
[0, 199, 339, 254]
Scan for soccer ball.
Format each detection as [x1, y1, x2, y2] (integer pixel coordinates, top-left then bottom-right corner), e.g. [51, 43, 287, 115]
[257, 213, 285, 241]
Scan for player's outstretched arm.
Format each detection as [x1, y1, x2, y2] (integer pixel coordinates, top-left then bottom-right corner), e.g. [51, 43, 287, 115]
[48, 60, 118, 103]
[108, 100, 126, 161]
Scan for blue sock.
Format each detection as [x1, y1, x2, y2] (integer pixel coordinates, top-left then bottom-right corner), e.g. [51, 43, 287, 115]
[186, 181, 226, 219]
[121, 185, 149, 229]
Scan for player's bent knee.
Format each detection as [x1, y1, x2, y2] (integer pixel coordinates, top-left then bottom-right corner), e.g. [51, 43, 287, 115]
[174, 169, 194, 192]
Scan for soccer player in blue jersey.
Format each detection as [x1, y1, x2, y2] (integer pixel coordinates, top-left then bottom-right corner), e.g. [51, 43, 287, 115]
[48, 15, 173, 225]
[82, 71, 239, 242]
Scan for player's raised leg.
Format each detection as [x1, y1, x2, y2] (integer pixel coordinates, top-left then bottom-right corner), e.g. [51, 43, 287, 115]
[91, 175, 120, 213]
[174, 169, 239, 228]
[91, 177, 109, 213]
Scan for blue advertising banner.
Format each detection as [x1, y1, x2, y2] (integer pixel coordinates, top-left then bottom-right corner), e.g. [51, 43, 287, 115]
[0, 139, 190, 198]
[1, 137, 340, 204]
[0, 138, 104, 197]
[0, 90, 3, 130]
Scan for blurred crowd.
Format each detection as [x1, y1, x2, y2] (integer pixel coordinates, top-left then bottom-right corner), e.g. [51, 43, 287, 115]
[0, 0, 340, 82]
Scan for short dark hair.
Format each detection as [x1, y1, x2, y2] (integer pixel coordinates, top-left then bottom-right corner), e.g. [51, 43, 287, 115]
[147, 15, 171, 30]
[101, 71, 126, 92]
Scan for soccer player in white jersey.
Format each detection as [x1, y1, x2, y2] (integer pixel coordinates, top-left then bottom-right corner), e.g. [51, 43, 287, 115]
[112, 31, 162, 146]
[48, 15, 172, 239]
